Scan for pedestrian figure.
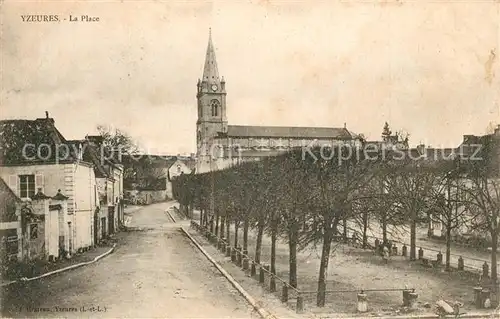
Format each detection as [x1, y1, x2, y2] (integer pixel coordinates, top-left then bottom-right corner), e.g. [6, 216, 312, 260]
[353, 231, 360, 247]
[382, 245, 390, 264]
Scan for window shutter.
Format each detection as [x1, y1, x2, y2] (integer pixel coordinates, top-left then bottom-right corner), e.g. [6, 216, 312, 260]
[35, 174, 44, 194]
[8, 175, 18, 196]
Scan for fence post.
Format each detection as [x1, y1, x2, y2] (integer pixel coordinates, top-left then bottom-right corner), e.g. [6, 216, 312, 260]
[251, 261, 257, 277]
[281, 284, 288, 303]
[402, 244, 407, 257]
[458, 256, 464, 270]
[259, 266, 265, 283]
[225, 244, 231, 257]
[270, 276, 276, 292]
[242, 258, 249, 270]
[408, 291, 418, 309]
[481, 288, 491, 308]
[296, 295, 304, 313]
[418, 247, 424, 260]
[375, 239, 380, 251]
[231, 248, 237, 262]
[403, 289, 410, 306]
[237, 246, 243, 267]
[357, 292, 368, 313]
[474, 287, 483, 309]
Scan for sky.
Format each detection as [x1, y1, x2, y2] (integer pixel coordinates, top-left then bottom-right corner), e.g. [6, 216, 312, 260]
[1, 0, 499, 155]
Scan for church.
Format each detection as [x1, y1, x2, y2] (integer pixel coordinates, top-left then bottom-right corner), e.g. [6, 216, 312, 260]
[195, 31, 361, 174]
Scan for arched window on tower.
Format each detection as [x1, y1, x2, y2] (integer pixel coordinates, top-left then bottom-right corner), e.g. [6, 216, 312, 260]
[211, 99, 220, 117]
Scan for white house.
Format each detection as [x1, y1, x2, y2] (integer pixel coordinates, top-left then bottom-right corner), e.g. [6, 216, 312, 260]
[0, 115, 97, 254]
[166, 159, 193, 198]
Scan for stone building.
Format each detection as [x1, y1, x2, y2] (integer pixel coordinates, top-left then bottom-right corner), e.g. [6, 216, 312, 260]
[195, 30, 361, 174]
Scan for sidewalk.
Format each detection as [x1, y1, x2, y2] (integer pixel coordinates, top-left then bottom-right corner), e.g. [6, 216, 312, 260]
[1, 243, 115, 287]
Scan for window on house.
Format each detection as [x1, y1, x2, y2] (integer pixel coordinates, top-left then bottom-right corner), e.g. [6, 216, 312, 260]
[30, 224, 38, 240]
[19, 175, 35, 199]
[211, 100, 220, 117]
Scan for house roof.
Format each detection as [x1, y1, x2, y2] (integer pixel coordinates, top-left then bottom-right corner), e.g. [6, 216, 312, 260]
[225, 125, 355, 139]
[175, 157, 196, 171]
[66, 139, 120, 179]
[0, 118, 79, 165]
[456, 133, 499, 175]
[122, 154, 177, 169]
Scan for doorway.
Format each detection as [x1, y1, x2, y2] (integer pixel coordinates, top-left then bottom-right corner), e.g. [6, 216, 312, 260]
[101, 217, 106, 238]
[108, 207, 115, 234]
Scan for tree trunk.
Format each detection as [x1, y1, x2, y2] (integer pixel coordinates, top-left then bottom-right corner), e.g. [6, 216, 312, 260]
[234, 221, 239, 248]
[491, 229, 498, 289]
[255, 219, 265, 264]
[427, 212, 433, 238]
[382, 213, 388, 244]
[342, 217, 348, 243]
[215, 213, 219, 237]
[362, 210, 368, 248]
[288, 218, 298, 288]
[203, 206, 208, 227]
[445, 223, 452, 271]
[200, 208, 203, 226]
[271, 220, 277, 276]
[243, 217, 249, 252]
[220, 216, 225, 240]
[410, 215, 417, 261]
[226, 217, 230, 244]
[317, 226, 332, 307]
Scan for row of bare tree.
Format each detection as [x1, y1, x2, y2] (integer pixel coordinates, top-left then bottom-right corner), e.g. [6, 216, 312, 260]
[173, 142, 499, 306]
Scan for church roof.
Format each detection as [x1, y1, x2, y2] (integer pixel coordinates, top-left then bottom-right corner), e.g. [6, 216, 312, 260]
[201, 29, 220, 86]
[226, 125, 354, 139]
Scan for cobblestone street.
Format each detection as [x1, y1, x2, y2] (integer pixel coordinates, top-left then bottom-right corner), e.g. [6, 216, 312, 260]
[1, 202, 254, 318]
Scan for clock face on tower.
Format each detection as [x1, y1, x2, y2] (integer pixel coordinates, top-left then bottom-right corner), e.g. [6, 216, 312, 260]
[211, 84, 218, 92]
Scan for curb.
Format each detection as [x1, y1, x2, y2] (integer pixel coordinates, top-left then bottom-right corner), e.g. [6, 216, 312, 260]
[166, 210, 177, 223]
[181, 227, 278, 319]
[322, 313, 500, 319]
[1, 244, 116, 288]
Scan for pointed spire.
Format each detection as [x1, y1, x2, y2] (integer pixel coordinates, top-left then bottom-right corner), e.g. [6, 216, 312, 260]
[202, 28, 220, 88]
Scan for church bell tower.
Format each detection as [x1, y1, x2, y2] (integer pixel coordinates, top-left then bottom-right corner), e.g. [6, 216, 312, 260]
[196, 29, 228, 172]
